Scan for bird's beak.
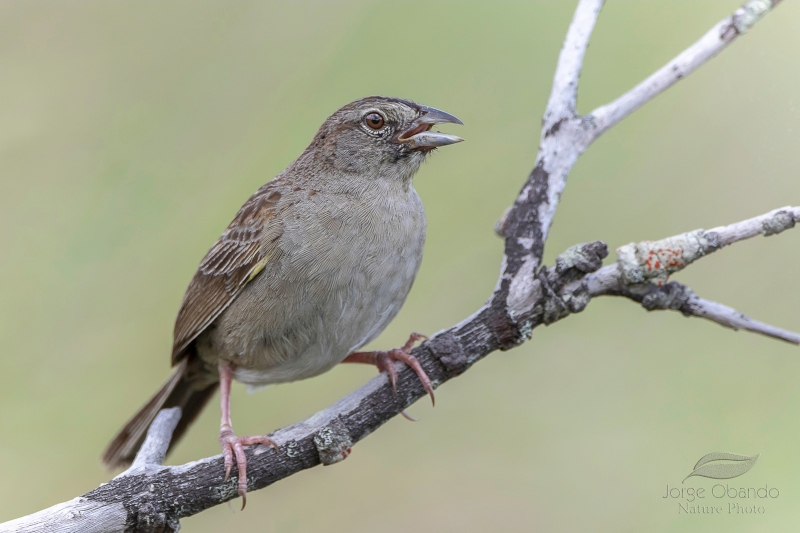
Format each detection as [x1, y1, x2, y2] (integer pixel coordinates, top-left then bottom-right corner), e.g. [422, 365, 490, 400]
[398, 105, 464, 150]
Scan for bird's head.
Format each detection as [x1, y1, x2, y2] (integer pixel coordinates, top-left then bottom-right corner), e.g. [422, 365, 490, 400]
[310, 96, 463, 180]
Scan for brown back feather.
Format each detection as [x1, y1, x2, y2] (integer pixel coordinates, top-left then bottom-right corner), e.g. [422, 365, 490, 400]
[172, 183, 284, 362]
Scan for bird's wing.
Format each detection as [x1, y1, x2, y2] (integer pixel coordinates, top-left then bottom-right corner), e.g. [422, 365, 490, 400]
[171, 184, 284, 363]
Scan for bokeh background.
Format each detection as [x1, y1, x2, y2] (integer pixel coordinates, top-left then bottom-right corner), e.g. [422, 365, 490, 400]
[1, 1, 799, 531]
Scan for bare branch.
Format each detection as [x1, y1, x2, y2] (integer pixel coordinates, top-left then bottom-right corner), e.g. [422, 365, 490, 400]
[544, 0, 605, 127]
[685, 296, 800, 344]
[504, 0, 786, 319]
[615, 206, 797, 286]
[577, 266, 800, 345]
[504, 0, 605, 312]
[130, 407, 181, 469]
[566, 205, 800, 344]
[0, 499, 128, 533]
[587, 0, 784, 140]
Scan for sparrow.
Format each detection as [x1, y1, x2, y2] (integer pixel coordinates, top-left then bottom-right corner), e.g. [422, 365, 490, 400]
[102, 96, 463, 506]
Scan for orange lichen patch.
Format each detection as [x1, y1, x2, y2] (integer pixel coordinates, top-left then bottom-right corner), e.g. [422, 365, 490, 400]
[616, 230, 713, 286]
[642, 247, 686, 278]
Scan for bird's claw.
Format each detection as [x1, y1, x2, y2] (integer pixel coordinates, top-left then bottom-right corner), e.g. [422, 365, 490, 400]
[375, 332, 435, 407]
[219, 425, 279, 509]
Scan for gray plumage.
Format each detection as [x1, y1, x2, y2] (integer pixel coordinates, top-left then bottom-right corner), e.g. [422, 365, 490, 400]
[103, 96, 462, 469]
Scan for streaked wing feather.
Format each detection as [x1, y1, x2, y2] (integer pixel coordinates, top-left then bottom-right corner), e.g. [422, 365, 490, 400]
[172, 186, 283, 362]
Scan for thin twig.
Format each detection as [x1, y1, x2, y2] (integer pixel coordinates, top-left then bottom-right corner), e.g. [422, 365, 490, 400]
[129, 407, 182, 469]
[587, 0, 784, 140]
[544, 0, 605, 126]
[567, 205, 800, 344]
[615, 206, 798, 285]
[575, 265, 800, 345]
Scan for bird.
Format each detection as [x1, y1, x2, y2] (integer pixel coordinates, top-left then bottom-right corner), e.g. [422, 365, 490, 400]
[102, 96, 463, 506]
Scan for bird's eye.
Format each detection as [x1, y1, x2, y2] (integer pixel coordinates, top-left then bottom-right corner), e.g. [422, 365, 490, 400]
[364, 113, 385, 130]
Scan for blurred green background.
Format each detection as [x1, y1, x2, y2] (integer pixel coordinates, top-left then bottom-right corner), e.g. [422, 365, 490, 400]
[1, 1, 799, 531]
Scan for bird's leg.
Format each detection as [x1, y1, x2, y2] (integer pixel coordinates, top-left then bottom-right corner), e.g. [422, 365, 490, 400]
[342, 332, 435, 407]
[218, 364, 279, 509]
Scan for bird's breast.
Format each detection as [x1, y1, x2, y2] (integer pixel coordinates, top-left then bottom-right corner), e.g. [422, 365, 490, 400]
[203, 184, 426, 386]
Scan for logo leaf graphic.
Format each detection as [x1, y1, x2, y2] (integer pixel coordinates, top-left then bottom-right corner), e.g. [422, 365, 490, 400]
[683, 452, 759, 483]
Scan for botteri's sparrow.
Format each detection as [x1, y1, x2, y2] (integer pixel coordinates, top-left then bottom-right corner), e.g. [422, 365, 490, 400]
[103, 96, 464, 506]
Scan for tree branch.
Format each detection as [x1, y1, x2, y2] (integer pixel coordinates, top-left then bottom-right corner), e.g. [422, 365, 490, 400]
[577, 271, 800, 345]
[545, 0, 604, 125]
[588, 0, 785, 139]
[502, 0, 781, 325]
[0, 1, 788, 531]
[562, 205, 800, 344]
[129, 408, 182, 470]
[502, 0, 604, 295]
[615, 206, 798, 286]
[581, 269, 800, 345]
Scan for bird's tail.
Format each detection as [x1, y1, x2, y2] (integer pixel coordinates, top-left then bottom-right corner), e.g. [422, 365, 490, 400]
[102, 358, 218, 469]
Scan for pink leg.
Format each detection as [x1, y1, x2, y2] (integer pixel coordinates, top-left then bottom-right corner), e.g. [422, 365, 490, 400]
[342, 332, 435, 407]
[218, 364, 279, 509]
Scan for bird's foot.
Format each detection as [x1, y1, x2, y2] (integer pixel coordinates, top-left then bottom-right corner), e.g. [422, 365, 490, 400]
[219, 425, 279, 509]
[344, 332, 435, 407]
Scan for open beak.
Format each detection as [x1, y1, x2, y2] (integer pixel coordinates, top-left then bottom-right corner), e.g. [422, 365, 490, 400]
[398, 105, 464, 150]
